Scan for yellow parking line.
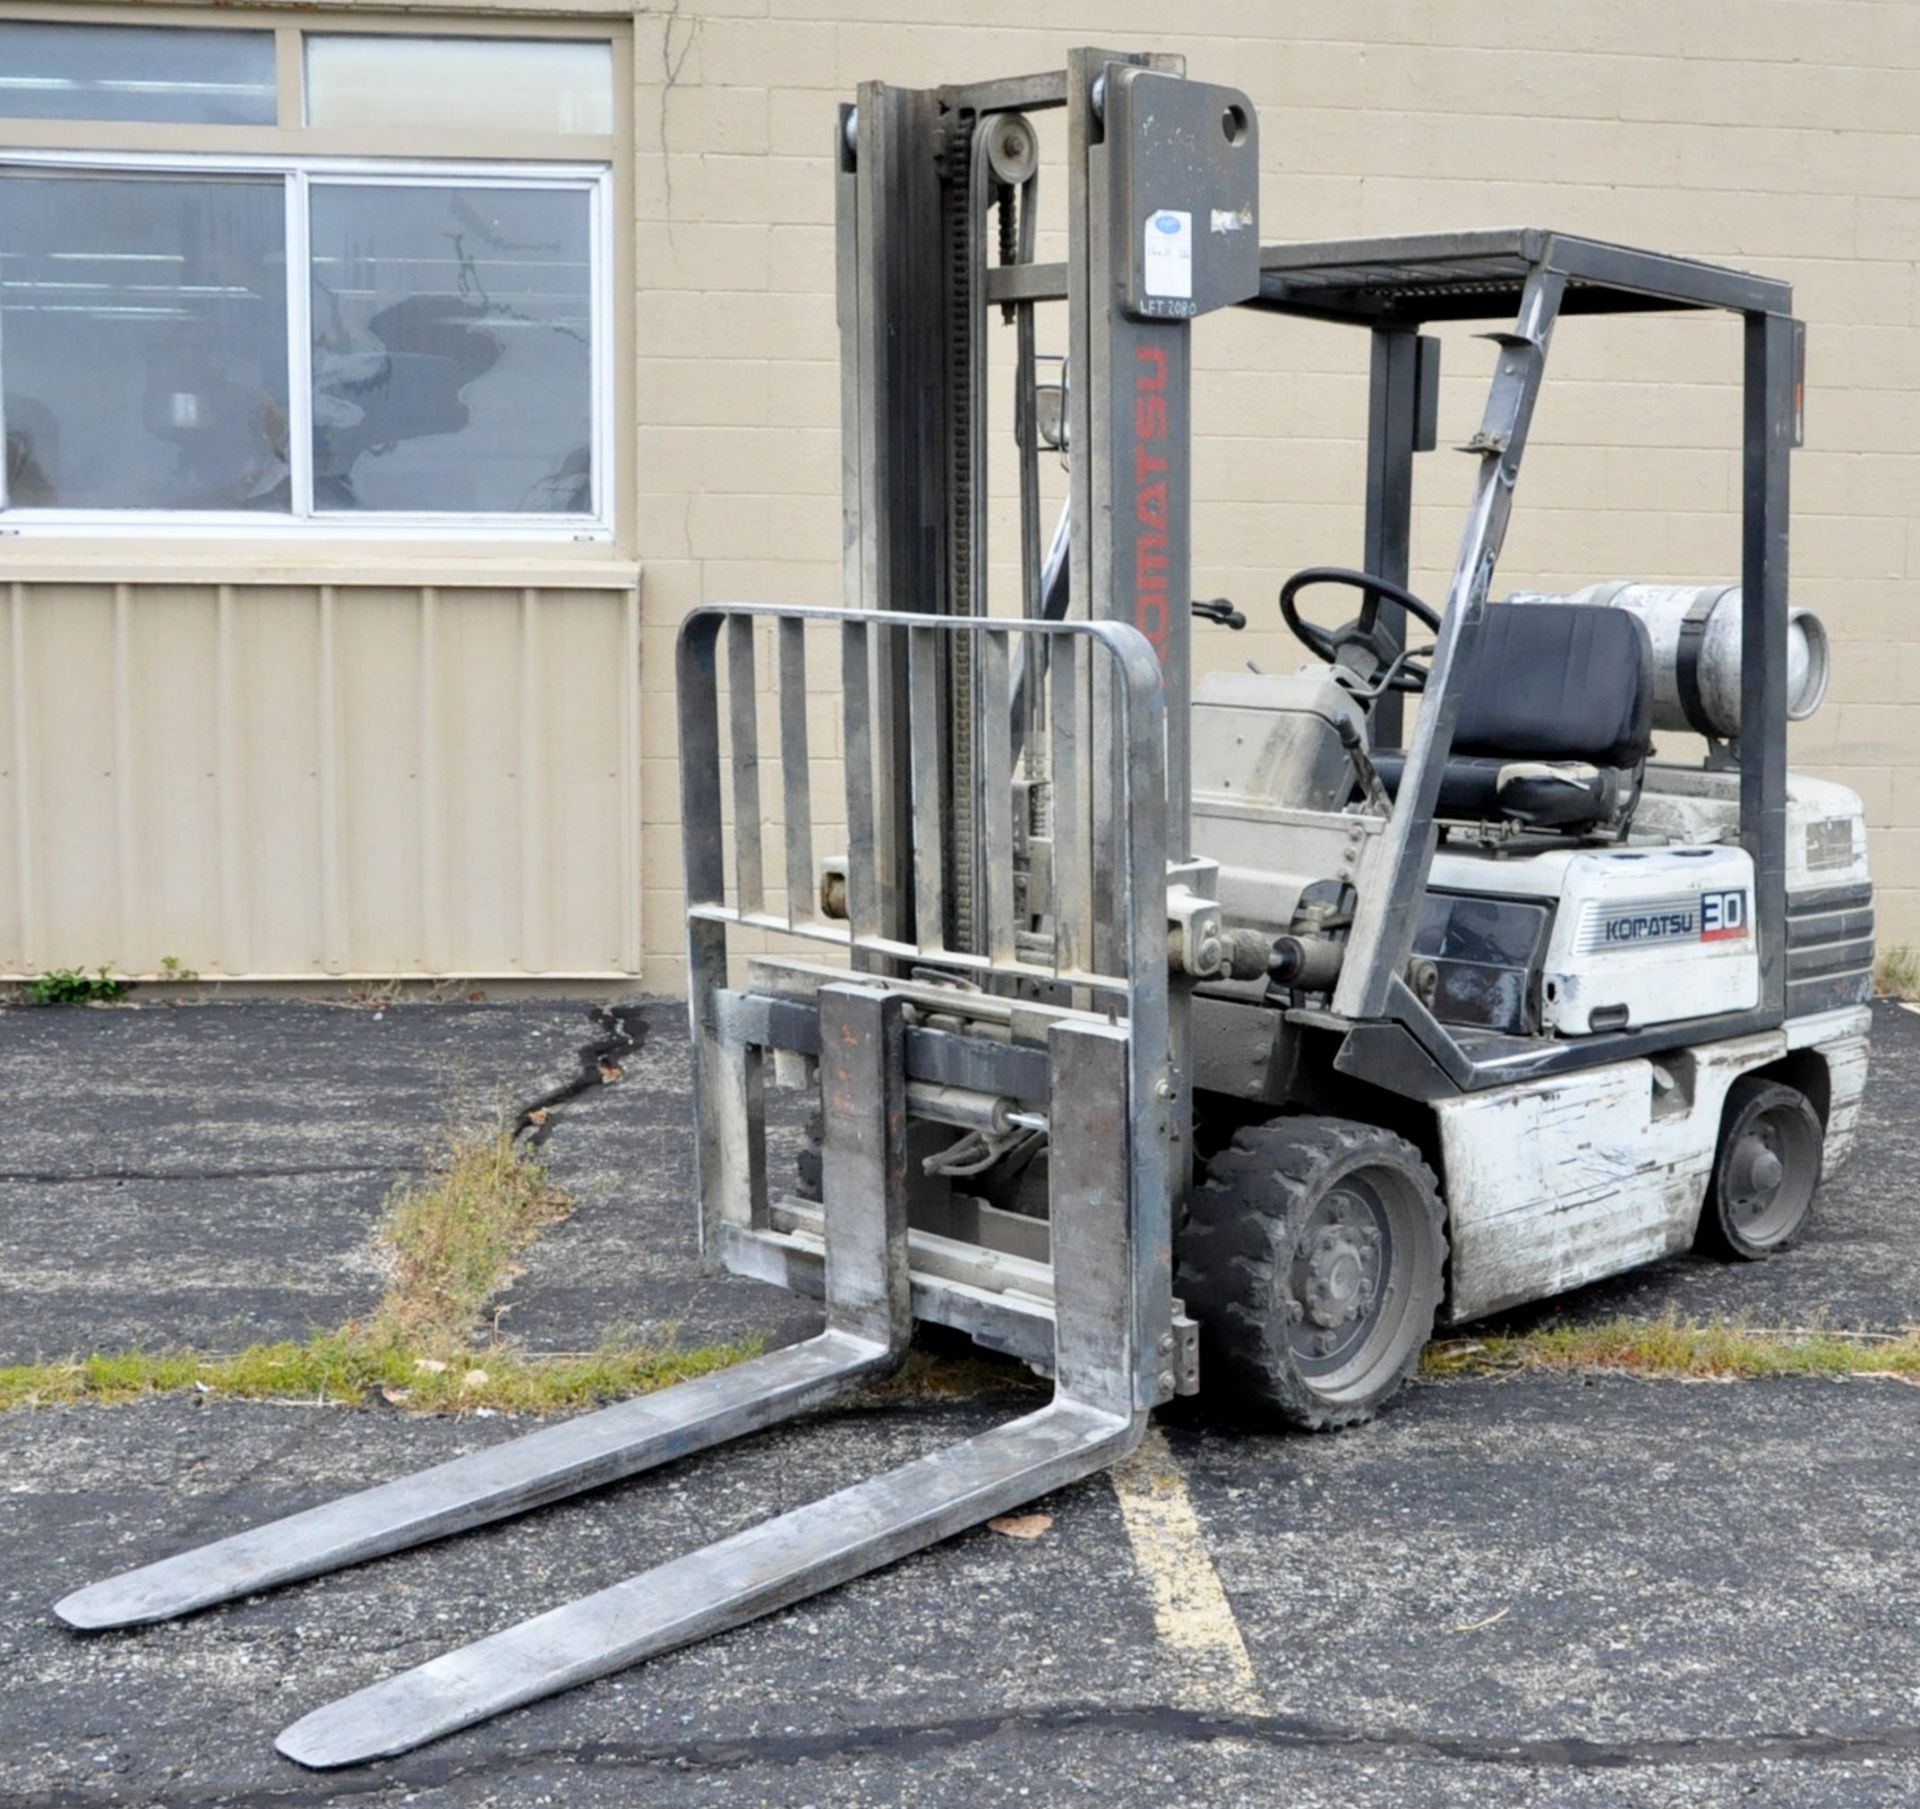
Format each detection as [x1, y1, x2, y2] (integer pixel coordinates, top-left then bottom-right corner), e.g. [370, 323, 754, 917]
[1110, 1424, 1265, 1715]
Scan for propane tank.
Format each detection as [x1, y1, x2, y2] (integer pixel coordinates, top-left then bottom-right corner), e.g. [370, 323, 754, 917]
[1508, 581, 1830, 740]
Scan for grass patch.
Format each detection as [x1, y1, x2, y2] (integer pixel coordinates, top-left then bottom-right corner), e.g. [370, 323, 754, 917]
[0, 1333, 761, 1415]
[1424, 1314, 1920, 1382]
[859, 1345, 1047, 1404]
[2, 1117, 760, 1417]
[369, 1127, 573, 1347]
[1875, 944, 1920, 1002]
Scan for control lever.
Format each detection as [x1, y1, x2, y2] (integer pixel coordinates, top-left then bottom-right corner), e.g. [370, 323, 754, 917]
[1192, 597, 1246, 630]
[1336, 716, 1394, 815]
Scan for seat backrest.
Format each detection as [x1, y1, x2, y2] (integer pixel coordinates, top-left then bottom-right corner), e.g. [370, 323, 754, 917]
[1451, 603, 1654, 767]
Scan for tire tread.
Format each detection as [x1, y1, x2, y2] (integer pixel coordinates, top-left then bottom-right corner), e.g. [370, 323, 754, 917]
[1176, 1115, 1446, 1432]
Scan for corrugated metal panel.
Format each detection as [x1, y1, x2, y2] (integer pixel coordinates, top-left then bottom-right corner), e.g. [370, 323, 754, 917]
[0, 578, 642, 979]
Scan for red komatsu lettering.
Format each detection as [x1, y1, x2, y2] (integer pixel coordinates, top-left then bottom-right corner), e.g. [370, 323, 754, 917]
[1132, 345, 1174, 656]
[1136, 530, 1169, 652]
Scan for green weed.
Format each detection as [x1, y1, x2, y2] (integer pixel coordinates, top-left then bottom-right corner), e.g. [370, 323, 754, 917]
[29, 967, 130, 1006]
[1875, 945, 1920, 1002]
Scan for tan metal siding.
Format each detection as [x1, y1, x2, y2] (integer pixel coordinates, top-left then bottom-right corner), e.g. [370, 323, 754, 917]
[0, 579, 641, 979]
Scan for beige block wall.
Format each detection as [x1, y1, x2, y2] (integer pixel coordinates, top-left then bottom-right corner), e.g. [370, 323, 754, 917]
[629, 0, 1920, 995]
[3, 0, 1916, 990]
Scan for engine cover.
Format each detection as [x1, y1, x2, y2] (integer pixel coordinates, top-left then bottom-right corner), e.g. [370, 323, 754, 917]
[1428, 843, 1760, 1036]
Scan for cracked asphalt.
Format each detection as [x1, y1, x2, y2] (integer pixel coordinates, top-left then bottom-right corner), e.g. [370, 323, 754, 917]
[1, 997, 1917, 1806]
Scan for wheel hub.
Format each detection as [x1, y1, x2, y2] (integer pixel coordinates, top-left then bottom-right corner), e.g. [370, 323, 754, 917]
[1299, 1193, 1382, 1329]
[1728, 1130, 1785, 1220]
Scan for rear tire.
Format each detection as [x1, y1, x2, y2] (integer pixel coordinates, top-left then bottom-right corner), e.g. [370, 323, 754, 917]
[1697, 1077, 1823, 1260]
[1176, 1116, 1447, 1431]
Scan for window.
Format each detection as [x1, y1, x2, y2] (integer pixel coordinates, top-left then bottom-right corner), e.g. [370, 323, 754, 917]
[0, 21, 277, 126]
[306, 37, 614, 135]
[309, 182, 595, 514]
[1, 170, 289, 511]
[0, 21, 616, 539]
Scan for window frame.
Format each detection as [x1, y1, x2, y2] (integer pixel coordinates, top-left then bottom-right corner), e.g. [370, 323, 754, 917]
[0, 146, 616, 541]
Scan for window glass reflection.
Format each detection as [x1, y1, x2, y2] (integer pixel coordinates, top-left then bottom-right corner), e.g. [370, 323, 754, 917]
[308, 184, 594, 515]
[0, 22, 276, 125]
[0, 171, 290, 511]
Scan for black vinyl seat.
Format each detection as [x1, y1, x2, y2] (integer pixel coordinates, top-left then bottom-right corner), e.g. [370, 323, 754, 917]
[1371, 603, 1655, 830]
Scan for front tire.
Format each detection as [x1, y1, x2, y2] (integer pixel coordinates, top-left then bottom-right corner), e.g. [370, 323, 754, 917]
[1176, 1116, 1447, 1431]
[1697, 1077, 1823, 1260]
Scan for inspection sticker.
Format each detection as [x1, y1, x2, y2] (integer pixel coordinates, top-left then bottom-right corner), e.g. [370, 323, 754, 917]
[1144, 209, 1193, 300]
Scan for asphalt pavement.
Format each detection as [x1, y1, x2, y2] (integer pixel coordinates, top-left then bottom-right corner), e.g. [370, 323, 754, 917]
[1, 996, 1916, 1806]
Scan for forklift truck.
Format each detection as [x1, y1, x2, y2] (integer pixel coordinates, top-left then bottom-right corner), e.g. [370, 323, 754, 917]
[58, 49, 1873, 1767]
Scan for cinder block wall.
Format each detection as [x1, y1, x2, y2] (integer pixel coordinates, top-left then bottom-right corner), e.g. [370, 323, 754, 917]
[630, 0, 1920, 994]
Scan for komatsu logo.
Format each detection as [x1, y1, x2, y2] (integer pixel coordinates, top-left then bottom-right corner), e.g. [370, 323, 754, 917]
[1604, 908, 1695, 945]
[1132, 343, 1173, 658]
[1579, 889, 1750, 953]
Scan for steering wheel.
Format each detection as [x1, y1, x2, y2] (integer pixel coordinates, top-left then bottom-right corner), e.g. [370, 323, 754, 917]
[1278, 566, 1441, 693]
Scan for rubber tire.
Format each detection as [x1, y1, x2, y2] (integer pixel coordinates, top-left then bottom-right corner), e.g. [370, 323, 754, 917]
[795, 1109, 825, 1201]
[1176, 1115, 1447, 1432]
[1696, 1077, 1824, 1261]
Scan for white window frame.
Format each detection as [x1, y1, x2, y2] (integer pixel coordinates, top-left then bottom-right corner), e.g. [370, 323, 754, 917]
[0, 147, 615, 542]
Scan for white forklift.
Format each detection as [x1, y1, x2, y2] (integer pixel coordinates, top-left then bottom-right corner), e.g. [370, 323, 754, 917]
[58, 49, 1873, 1768]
